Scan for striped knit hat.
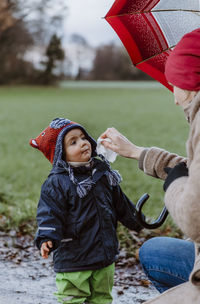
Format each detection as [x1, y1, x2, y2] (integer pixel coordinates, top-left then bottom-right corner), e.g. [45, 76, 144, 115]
[29, 118, 97, 165]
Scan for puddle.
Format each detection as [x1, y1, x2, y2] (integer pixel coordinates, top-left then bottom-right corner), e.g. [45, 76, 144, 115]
[0, 232, 158, 303]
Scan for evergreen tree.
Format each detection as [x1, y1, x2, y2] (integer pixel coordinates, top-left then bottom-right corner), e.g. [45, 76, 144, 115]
[41, 34, 65, 84]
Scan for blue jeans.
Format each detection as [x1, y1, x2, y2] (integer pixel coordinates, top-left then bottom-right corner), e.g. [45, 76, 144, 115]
[139, 237, 195, 293]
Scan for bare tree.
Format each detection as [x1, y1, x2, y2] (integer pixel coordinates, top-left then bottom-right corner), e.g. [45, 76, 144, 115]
[69, 34, 95, 80]
[0, 1, 34, 84]
[15, 0, 68, 44]
[0, 0, 15, 33]
[90, 44, 151, 81]
[0, 0, 68, 84]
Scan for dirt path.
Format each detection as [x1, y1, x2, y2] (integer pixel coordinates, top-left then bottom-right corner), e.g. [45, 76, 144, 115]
[0, 232, 158, 304]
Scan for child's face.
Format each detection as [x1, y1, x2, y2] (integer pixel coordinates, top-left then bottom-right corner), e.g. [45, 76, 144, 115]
[64, 128, 92, 162]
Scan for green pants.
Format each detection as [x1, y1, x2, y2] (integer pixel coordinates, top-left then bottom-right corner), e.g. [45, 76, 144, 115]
[55, 263, 115, 304]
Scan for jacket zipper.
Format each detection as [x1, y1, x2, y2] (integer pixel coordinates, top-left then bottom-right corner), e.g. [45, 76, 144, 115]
[93, 189, 110, 263]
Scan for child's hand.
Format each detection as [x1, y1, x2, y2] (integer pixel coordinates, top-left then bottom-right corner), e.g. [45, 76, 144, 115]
[41, 241, 53, 259]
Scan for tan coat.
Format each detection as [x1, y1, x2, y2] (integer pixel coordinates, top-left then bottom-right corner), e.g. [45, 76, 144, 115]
[139, 91, 200, 303]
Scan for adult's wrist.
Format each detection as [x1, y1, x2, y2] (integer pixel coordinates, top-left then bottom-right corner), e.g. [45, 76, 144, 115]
[129, 146, 144, 160]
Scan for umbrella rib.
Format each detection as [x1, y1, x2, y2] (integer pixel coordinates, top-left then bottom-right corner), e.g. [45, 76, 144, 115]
[135, 46, 175, 66]
[106, 9, 200, 19]
[150, 9, 200, 13]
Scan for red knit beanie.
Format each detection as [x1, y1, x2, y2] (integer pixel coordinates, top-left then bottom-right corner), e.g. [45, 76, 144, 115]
[165, 28, 200, 91]
[29, 118, 97, 164]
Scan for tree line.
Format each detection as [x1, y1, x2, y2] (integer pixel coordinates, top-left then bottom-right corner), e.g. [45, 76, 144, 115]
[79, 43, 151, 81]
[0, 1, 151, 85]
[0, 0, 66, 85]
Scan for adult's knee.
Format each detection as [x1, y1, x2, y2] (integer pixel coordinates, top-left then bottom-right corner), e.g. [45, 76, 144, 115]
[139, 236, 195, 274]
[139, 237, 160, 266]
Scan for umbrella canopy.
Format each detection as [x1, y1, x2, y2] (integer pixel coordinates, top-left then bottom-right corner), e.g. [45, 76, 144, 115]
[105, 0, 200, 91]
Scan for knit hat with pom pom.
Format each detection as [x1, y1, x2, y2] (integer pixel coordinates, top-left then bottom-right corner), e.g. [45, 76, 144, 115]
[29, 118, 97, 165]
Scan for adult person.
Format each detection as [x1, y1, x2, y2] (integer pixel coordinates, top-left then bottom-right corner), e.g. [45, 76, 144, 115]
[100, 28, 200, 302]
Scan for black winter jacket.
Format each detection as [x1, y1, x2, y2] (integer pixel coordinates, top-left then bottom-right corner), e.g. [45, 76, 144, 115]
[35, 158, 142, 273]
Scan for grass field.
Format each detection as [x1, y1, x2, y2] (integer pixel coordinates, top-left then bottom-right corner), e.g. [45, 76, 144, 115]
[0, 84, 189, 235]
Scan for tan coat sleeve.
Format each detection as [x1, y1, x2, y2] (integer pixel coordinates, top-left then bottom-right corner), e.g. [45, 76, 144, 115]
[165, 112, 200, 243]
[139, 147, 187, 180]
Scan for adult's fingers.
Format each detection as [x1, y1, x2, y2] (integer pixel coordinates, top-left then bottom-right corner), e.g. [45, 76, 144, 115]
[100, 127, 118, 139]
[101, 139, 118, 152]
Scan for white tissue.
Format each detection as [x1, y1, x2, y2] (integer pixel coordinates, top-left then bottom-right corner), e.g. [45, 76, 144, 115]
[97, 138, 118, 163]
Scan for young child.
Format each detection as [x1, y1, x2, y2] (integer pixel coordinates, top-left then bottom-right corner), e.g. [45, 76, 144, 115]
[30, 117, 143, 304]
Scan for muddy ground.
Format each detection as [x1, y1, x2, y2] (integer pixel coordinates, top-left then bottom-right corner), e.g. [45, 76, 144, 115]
[0, 231, 158, 304]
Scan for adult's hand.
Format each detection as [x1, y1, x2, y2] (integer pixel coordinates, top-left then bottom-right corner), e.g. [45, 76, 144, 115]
[100, 127, 144, 160]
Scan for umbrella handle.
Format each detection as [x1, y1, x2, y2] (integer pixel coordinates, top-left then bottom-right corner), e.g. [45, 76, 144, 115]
[136, 193, 169, 229]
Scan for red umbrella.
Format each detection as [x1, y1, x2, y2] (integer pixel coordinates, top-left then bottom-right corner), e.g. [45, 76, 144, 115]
[105, 0, 200, 91]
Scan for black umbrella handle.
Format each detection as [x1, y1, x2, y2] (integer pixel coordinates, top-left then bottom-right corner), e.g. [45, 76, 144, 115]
[136, 193, 169, 229]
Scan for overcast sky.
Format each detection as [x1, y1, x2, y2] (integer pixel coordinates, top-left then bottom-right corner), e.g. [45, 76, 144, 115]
[64, 0, 119, 46]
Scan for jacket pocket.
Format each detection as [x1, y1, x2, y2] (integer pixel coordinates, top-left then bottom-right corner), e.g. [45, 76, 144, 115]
[63, 219, 76, 239]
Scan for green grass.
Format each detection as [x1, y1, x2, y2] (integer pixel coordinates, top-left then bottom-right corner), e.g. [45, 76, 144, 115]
[0, 85, 188, 235]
